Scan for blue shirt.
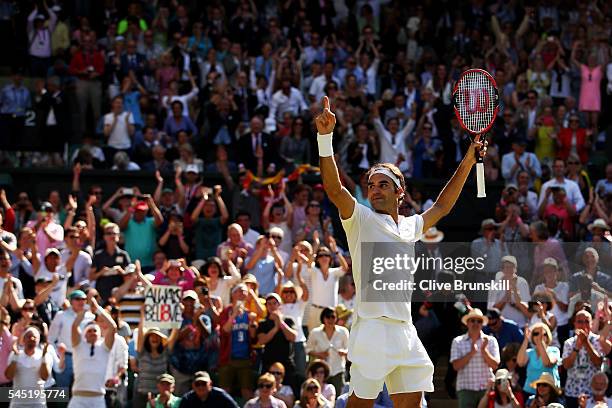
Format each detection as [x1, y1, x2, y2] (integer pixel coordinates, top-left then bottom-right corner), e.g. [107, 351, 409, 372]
[0, 84, 31, 116]
[483, 320, 524, 350]
[231, 312, 250, 360]
[247, 254, 277, 296]
[523, 346, 561, 394]
[163, 115, 198, 139]
[123, 91, 143, 128]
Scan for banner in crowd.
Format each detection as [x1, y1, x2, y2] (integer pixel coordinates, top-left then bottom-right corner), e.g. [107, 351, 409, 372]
[241, 164, 320, 189]
[143, 285, 183, 328]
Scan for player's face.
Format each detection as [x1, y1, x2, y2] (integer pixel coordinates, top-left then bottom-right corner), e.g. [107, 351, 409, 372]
[367, 173, 402, 214]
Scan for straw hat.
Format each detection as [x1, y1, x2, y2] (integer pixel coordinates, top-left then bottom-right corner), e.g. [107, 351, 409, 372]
[143, 327, 168, 347]
[280, 281, 302, 300]
[421, 227, 444, 243]
[529, 372, 561, 395]
[495, 368, 511, 381]
[335, 304, 353, 322]
[461, 308, 488, 326]
[588, 218, 610, 232]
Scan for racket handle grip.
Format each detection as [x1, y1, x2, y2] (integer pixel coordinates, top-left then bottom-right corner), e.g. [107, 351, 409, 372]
[476, 162, 486, 198]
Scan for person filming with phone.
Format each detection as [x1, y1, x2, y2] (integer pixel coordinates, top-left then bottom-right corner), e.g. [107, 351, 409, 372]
[477, 368, 523, 408]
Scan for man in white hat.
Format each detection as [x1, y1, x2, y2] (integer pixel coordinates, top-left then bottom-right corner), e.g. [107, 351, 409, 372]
[487, 255, 531, 327]
[450, 308, 500, 408]
[316, 95, 487, 407]
[575, 218, 612, 266]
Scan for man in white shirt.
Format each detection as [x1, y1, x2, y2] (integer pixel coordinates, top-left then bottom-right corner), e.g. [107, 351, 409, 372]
[103, 96, 135, 151]
[69, 297, 116, 408]
[230, 212, 259, 250]
[501, 138, 541, 187]
[305, 307, 350, 396]
[372, 101, 415, 174]
[35, 247, 77, 307]
[268, 78, 308, 125]
[316, 96, 487, 407]
[487, 255, 531, 328]
[101, 313, 128, 407]
[27, 6, 57, 77]
[5, 326, 53, 405]
[538, 158, 586, 211]
[309, 61, 340, 103]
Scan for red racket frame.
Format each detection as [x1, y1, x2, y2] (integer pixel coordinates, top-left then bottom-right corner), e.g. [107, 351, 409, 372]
[452, 68, 500, 137]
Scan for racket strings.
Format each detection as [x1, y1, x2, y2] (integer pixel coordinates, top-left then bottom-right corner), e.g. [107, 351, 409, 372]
[455, 70, 497, 134]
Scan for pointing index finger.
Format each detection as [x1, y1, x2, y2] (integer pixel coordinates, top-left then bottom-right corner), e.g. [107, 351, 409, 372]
[321, 96, 330, 111]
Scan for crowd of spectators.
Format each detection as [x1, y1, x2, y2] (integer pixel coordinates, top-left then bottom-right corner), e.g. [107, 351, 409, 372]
[0, 0, 612, 407]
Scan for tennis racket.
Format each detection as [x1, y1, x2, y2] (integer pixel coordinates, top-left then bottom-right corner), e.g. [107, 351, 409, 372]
[452, 69, 499, 198]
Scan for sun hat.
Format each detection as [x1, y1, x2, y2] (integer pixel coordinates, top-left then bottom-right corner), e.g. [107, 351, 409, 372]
[461, 308, 488, 326]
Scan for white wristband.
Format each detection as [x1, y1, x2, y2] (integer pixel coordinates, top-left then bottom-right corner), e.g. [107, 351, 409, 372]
[317, 132, 334, 157]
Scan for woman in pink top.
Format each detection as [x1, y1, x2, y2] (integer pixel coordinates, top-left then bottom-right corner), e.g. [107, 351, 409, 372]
[572, 42, 604, 129]
[152, 258, 196, 291]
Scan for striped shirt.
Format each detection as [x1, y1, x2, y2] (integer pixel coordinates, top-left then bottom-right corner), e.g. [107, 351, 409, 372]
[118, 287, 145, 330]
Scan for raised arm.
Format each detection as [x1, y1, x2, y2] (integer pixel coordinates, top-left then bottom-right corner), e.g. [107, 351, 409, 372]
[213, 185, 229, 224]
[71, 309, 86, 348]
[421, 136, 486, 232]
[145, 195, 164, 227]
[90, 297, 117, 350]
[317, 96, 355, 220]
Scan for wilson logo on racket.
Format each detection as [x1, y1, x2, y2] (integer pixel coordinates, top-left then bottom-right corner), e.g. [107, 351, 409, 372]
[462, 88, 490, 115]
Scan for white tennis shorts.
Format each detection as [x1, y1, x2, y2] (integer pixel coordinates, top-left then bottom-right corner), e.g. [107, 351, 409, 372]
[348, 316, 434, 399]
[67, 395, 106, 408]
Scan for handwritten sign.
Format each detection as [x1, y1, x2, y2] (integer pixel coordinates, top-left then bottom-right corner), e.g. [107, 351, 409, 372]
[143, 285, 183, 328]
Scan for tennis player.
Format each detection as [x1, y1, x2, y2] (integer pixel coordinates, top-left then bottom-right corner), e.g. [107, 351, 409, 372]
[316, 96, 486, 407]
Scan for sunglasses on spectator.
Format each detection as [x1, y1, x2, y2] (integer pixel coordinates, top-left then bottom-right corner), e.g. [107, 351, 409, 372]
[104, 232, 118, 236]
[269, 371, 283, 376]
[568, 161, 580, 164]
[306, 385, 319, 391]
[575, 319, 589, 324]
[69, 235, 79, 239]
[468, 318, 483, 324]
[270, 235, 283, 239]
[92, 191, 103, 195]
[21, 306, 34, 311]
[258, 383, 273, 389]
[423, 126, 432, 130]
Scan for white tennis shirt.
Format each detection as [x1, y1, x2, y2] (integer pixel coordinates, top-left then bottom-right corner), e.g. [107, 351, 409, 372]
[341, 198, 424, 323]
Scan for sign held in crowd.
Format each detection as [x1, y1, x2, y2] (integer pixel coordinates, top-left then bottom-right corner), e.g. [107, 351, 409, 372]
[143, 285, 183, 328]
